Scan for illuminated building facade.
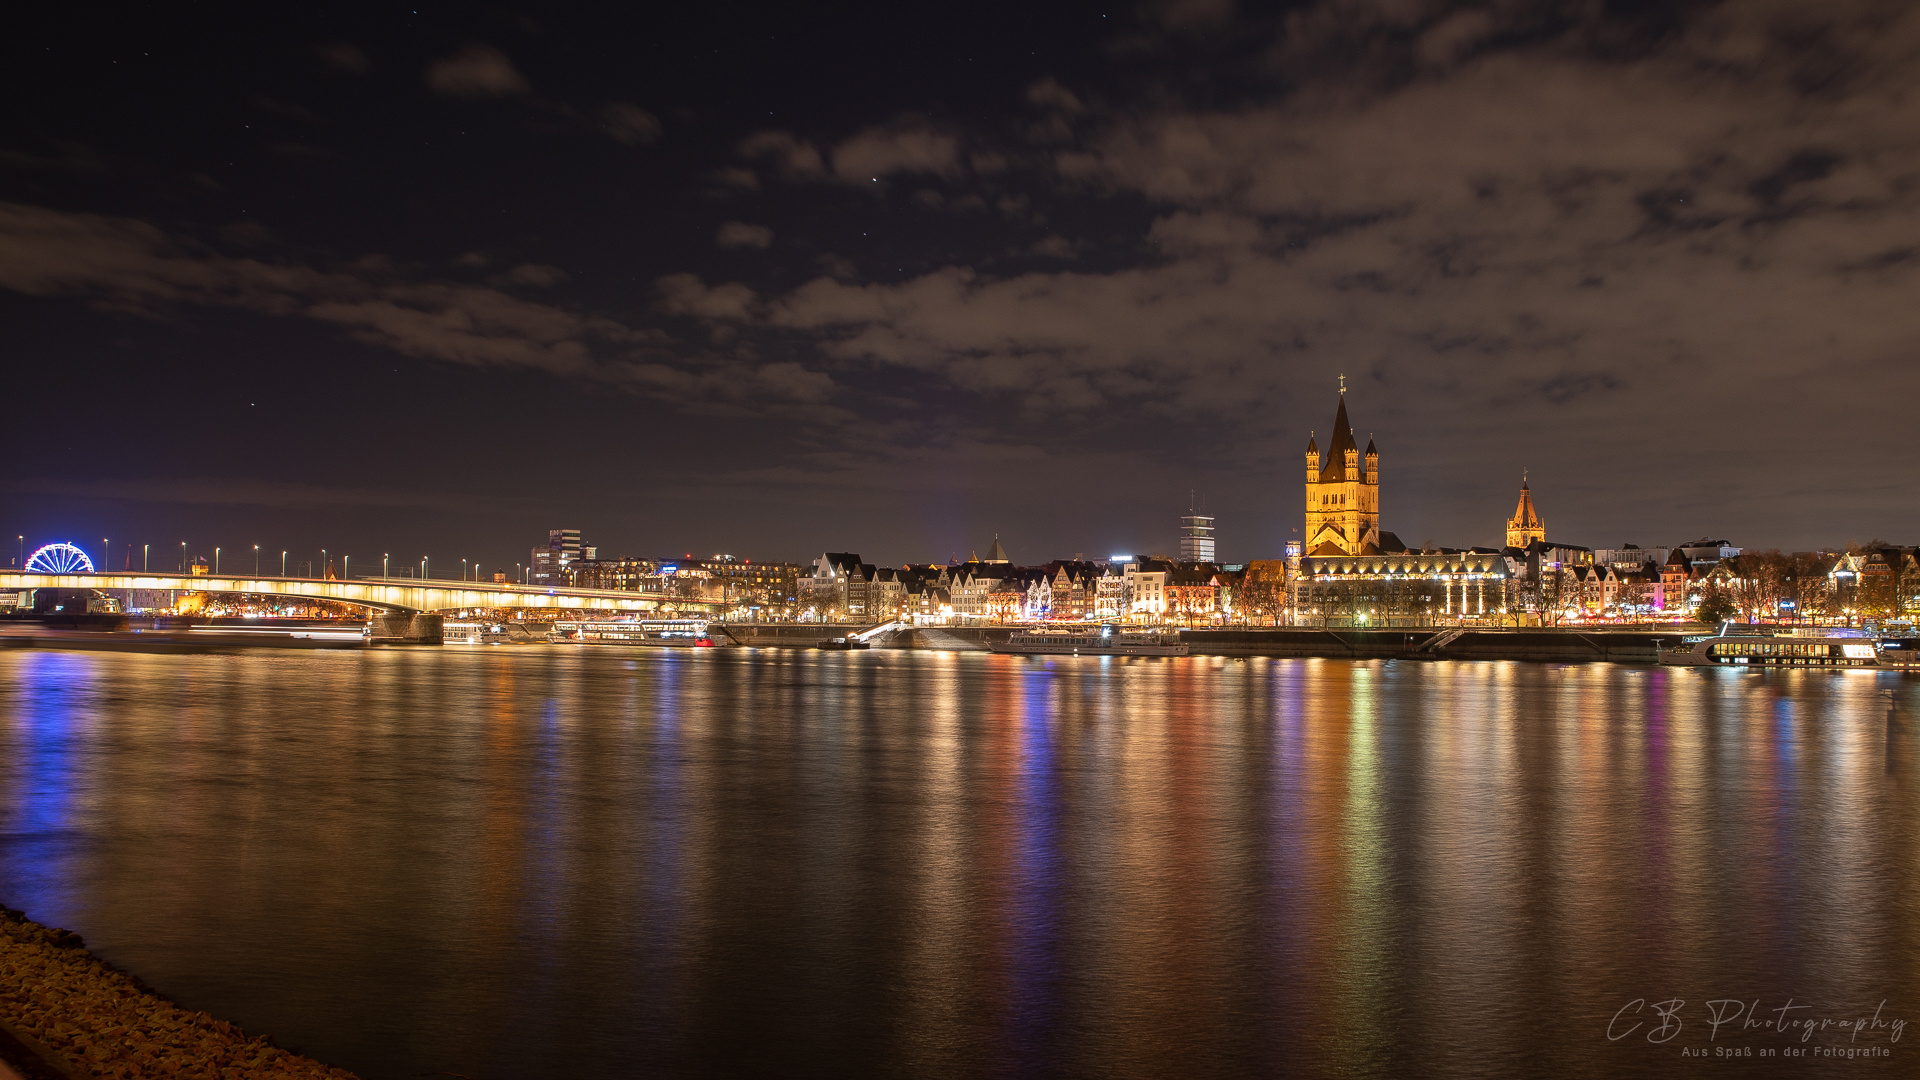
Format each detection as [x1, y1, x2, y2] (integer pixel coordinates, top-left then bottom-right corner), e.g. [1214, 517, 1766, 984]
[1179, 512, 1215, 562]
[1291, 385, 1517, 625]
[1505, 479, 1545, 549]
[1294, 550, 1512, 626]
[1303, 386, 1382, 557]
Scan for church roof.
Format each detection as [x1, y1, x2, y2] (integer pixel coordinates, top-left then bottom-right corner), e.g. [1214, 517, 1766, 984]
[1509, 482, 1543, 529]
[984, 536, 1010, 563]
[1319, 393, 1359, 482]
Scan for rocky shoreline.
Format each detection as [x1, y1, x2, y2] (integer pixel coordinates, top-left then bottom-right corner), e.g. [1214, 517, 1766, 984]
[0, 905, 357, 1079]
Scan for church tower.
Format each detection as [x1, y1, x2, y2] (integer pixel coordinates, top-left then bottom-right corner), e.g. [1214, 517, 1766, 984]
[1505, 477, 1545, 549]
[1303, 383, 1380, 556]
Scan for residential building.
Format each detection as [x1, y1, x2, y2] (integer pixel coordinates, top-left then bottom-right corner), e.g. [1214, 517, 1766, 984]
[1165, 563, 1222, 623]
[808, 553, 871, 618]
[1594, 544, 1671, 570]
[1677, 538, 1741, 567]
[1125, 558, 1175, 618]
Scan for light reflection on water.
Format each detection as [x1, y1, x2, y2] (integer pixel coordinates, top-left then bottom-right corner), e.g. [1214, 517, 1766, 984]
[1, 648, 1917, 1079]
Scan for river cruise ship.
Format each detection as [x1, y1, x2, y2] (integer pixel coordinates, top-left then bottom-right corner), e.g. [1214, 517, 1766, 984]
[551, 619, 717, 647]
[989, 626, 1188, 656]
[1657, 624, 1883, 668]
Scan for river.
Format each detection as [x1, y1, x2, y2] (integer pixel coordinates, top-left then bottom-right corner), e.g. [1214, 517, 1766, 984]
[2, 647, 1916, 1078]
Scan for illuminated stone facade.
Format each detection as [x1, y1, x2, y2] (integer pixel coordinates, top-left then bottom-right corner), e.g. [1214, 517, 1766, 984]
[1505, 480, 1546, 549]
[1303, 389, 1381, 557]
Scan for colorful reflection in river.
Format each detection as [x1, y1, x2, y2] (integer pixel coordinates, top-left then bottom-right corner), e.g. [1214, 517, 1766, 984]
[2, 650, 1917, 1079]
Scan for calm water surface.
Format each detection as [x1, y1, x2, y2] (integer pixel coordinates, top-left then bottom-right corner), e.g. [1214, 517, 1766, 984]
[1, 647, 1917, 1078]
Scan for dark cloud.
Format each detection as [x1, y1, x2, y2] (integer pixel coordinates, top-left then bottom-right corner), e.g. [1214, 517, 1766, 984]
[316, 42, 370, 75]
[738, 130, 826, 178]
[597, 102, 662, 144]
[424, 45, 530, 98]
[715, 222, 773, 249]
[0, 202, 839, 418]
[830, 125, 964, 182]
[6, 0, 1920, 559]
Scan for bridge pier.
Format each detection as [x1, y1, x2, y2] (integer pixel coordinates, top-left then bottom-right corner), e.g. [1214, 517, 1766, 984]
[368, 612, 444, 645]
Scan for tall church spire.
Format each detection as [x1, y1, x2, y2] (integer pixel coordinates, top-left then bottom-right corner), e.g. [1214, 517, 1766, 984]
[1302, 383, 1381, 557]
[1506, 476, 1545, 549]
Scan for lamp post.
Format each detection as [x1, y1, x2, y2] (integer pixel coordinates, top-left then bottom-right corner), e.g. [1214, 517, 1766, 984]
[281, 551, 288, 576]
[143, 544, 149, 572]
[180, 541, 186, 573]
[215, 547, 221, 574]
[321, 549, 328, 581]
[343, 555, 350, 580]
[423, 556, 429, 580]
[254, 545, 259, 576]
[15, 536, 20, 569]
[383, 554, 389, 578]
[103, 539, 109, 573]
[462, 558, 468, 582]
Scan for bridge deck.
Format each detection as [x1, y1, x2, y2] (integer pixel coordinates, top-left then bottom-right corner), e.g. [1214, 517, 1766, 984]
[0, 572, 717, 614]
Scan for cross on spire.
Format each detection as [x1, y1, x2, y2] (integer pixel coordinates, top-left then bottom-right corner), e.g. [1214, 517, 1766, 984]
[1338, 374, 1346, 394]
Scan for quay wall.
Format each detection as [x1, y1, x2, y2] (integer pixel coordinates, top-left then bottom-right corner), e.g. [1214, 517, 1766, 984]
[712, 623, 874, 647]
[1181, 628, 1682, 663]
[712, 624, 1685, 663]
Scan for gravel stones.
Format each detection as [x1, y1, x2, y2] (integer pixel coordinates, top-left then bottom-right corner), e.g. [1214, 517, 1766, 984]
[0, 905, 359, 1079]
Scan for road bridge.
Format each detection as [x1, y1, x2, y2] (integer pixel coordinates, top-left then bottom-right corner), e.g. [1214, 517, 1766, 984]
[0, 571, 720, 615]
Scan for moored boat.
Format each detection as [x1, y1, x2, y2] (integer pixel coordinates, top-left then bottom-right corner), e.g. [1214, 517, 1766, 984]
[553, 619, 718, 647]
[1657, 623, 1883, 668]
[990, 625, 1188, 656]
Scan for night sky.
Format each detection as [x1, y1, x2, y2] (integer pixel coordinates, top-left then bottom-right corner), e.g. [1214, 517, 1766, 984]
[4, 1, 1916, 572]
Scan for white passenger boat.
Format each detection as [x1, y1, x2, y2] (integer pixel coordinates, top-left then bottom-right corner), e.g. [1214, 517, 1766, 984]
[551, 619, 718, 647]
[990, 625, 1188, 656]
[1657, 624, 1883, 668]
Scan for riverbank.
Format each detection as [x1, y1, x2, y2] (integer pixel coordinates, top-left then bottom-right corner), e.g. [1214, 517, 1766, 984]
[712, 623, 1693, 662]
[0, 905, 357, 1079]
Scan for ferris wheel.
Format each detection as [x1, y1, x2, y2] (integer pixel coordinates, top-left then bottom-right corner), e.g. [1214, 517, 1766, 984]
[25, 542, 95, 574]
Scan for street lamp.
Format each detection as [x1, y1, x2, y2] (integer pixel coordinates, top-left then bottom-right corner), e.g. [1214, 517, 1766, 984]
[343, 555, 350, 579]
[281, 551, 288, 576]
[143, 544, 149, 572]
[383, 554, 389, 578]
[321, 550, 328, 581]
[180, 541, 187, 573]
[254, 545, 259, 576]
[103, 539, 109, 572]
[462, 558, 468, 582]
[215, 547, 221, 574]
[423, 556, 429, 579]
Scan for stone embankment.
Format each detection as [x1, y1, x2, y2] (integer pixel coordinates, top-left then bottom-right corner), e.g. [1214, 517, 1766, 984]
[711, 624, 1688, 663]
[0, 905, 357, 1080]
